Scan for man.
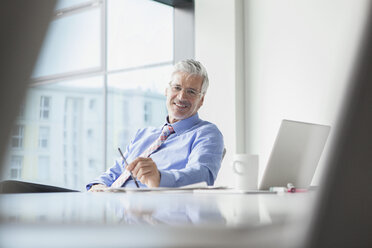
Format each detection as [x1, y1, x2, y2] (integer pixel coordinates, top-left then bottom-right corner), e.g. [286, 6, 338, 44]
[87, 59, 224, 191]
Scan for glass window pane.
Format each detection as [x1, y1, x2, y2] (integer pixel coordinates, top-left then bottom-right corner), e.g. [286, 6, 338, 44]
[38, 156, 50, 181]
[40, 96, 51, 120]
[3, 76, 104, 191]
[10, 156, 23, 179]
[108, 0, 174, 70]
[2, 0, 176, 191]
[108, 64, 173, 92]
[11, 125, 24, 148]
[39, 127, 50, 149]
[32, 8, 101, 78]
[10, 169, 18, 179]
[106, 65, 171, 167]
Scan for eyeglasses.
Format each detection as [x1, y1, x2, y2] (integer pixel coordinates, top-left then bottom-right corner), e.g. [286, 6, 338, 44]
[168, 82, 203, 98]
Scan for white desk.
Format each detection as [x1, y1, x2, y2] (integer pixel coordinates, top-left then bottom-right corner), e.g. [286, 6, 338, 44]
[0, 191, 316, 247]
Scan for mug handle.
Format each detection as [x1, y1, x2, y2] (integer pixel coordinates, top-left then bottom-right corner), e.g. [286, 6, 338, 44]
[232, 160, 245, 175]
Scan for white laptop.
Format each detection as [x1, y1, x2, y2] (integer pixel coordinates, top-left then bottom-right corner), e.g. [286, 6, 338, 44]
[258, 120, 331, 190]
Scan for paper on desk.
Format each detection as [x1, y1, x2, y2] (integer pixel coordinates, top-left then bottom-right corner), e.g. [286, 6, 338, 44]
[104, 182, 228, 193]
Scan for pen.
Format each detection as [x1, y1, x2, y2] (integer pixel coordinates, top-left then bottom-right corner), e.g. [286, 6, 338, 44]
[286, 183, 308, 193]
[118, 147, 140, 188]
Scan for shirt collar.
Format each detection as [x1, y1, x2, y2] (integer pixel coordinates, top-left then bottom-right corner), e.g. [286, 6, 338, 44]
[165, 113, 200, 136]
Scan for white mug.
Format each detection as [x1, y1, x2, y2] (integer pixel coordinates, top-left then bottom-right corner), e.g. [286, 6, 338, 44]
[232, 154, 259, 190]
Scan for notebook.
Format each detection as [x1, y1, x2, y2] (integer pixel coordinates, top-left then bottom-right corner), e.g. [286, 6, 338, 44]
[258, 120, 331, 190]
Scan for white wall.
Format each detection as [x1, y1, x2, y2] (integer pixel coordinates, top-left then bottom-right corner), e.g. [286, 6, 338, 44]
[245, 0, 368, 184]
[195, 0, 245, 186]
[195, 0, 368, 187]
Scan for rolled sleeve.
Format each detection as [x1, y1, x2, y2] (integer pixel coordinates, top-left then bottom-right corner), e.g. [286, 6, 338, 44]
[158, 125, 224, 187]
[86, 159, 124, 190]
[158, 170, 176, 187]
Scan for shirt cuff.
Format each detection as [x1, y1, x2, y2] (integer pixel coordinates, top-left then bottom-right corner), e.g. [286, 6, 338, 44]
[158, 170, 176, 187]
[86, 180, 107, 191]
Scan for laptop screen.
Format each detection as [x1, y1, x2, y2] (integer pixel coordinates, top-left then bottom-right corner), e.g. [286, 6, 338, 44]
[259, 120, 330, 190]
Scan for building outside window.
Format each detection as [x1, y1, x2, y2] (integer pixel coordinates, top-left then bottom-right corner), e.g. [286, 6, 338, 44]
[89, 99, 96, 110]
[11, 125, 24, 149]
[38, 127, 50, 149]
[2, 0, 193, 191]
[88, 159, 95, 169]
[40, 96, 51, 120]
[10, 156, 23, 179]
[38, 156, 50, 181]
[144, 101, 152, 124]
[123, 100, 129, 125]
[87, 129, 93, 138]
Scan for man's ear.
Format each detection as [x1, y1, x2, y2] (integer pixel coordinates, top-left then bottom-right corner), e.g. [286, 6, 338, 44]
[199, 95, 205, 108]
[165, 87, 168, 97]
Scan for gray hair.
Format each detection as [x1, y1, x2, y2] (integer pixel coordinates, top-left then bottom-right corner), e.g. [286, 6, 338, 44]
[172, 59, 209, 96]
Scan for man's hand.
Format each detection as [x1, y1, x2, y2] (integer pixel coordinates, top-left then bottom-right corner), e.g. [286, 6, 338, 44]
[88, 184, 108, 192]
[127, 157, 161, 188]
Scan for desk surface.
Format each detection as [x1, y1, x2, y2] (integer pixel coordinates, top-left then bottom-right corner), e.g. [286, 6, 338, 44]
[0, 191, 316, 247]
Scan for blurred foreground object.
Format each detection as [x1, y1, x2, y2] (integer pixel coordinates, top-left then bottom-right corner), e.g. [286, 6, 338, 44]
[0, 0, 56, 173]
[306, 2, 372, 247]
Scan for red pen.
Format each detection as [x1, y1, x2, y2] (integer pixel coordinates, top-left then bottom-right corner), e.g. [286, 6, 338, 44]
[287, 183, 307, 193]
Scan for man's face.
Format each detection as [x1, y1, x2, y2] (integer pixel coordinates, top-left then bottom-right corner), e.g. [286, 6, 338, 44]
[165, 72, 205, 124]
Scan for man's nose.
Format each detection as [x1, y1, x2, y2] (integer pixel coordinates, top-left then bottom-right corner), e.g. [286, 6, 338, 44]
[177, 88, 188, 99]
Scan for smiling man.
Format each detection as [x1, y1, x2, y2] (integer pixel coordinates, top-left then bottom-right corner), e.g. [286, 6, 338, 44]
[87, 59, 225, 191]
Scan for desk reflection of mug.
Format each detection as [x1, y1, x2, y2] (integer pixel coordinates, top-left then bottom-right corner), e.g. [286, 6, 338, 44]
[232, 154, 259, 190]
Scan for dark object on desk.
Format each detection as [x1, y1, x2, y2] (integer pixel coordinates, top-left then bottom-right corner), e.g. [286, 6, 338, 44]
[0, 180, 79, 194]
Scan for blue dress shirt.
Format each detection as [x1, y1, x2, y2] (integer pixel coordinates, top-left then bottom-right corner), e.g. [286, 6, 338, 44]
[86, 113, 224, 190]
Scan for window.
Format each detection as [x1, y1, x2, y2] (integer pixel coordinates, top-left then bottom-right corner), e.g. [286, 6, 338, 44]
[106, 0, 172, 168]
[88, 159, 95, 169]
[123, 100, 129, 125]
[87, 129, 93, 138]
[38, 127, 50, 149]
[11, 125, 24, 149]
[144, 101, 152, 123]
[89, 99, 96, 110]
[33, 3, 101, 78]
[10, 156, 23, 179]
[107, 0, 173, 70]
[119, 129, 129, 149]
[40, 96, 51, 120]
[38, 156, 50, 181]
[4, 0, 189, 191]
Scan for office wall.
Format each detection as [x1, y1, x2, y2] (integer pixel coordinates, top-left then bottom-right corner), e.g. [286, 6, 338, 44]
[195, 0, 368, 186]
[195, 0, 245, 186]
[244, 0, 368, 184]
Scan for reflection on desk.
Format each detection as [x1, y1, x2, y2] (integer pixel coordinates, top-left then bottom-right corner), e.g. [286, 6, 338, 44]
[0, 191, 317, 247]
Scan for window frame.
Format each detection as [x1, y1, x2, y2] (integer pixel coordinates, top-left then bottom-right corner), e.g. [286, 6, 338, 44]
[10, 156, 23, 179]
[38, 126, 50, 149]
[10, 0, 194, 189]
[11, 125, 24, 149]
[40, 96, 51, 120]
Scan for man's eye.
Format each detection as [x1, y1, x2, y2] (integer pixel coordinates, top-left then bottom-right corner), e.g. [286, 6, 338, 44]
[173, 86, 182, 91]
[187, 89, 197, 95]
